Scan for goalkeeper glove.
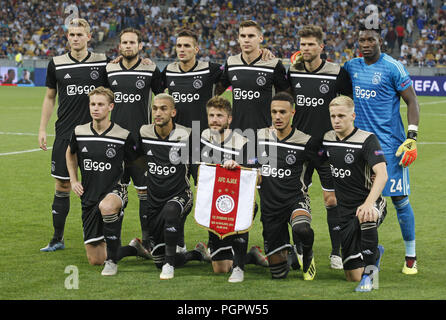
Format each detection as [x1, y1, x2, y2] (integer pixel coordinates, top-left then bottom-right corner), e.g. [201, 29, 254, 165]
[395, 130, 418, 167]
[290, 51, 303, 67]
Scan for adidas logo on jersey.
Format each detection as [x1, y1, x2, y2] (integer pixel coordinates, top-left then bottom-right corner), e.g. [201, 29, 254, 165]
[111, 80, 118, 86]
[64, 73, 71, 79]
[232, 75, 238, 81]
[147, 150, 153, 155]
[170, 81, 175, 86]
[81, 146, 88, 153]
[295, 82, 301, 88]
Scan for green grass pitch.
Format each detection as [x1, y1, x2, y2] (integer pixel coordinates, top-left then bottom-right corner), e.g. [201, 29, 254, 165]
[0, 86, 445, 300]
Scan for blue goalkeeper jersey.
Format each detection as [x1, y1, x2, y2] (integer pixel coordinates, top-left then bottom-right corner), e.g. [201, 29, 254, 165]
[343, 53, 412, 154]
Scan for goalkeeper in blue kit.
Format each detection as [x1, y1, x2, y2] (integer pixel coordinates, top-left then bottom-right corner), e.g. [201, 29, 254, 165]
[343, 25, 420, 274]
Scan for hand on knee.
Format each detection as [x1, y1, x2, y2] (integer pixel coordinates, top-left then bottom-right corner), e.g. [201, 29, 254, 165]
[356, 206, 379, 224]
[357, 211, 378, 224]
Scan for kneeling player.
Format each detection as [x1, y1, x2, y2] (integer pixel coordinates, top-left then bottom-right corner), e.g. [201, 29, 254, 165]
[257, 92, 318, 280]
[323, 96, 387, 291]
[137, 93, 205, 280]
[199, 96, 268, 283]
[66, 87, 139, 276]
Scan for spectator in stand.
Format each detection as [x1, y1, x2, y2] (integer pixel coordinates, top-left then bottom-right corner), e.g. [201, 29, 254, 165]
[385, 26, 397, 55]
[1, 1, 443, 66]
[396, 24, 405, 50]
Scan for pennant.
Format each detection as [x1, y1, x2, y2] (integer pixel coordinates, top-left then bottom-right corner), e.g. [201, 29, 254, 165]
[194, 163, 258, 239]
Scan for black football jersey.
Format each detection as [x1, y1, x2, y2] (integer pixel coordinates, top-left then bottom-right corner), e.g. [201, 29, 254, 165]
[46, 52, 109, 139]
[257, 127, 317, 214]
[200, 129, 256, 167]
[163, 61, 223, 131]
[220, 54, 289, 131]
[107, 59, 163, 139]
[69, 122, 138, 206]
[288, 60, 352, 138]
[138, 123, 192, 205]
[322, 128, 386, 209]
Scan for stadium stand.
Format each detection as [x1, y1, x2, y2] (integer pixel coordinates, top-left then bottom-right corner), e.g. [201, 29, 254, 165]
[0, 0, 445, 67]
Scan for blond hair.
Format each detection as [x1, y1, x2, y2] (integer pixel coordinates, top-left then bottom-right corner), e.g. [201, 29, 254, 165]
[329, 95, 355, 111]
[153, 93, 175, 108]
[67, 18, 91, 34]
[88, 86, 114, 104]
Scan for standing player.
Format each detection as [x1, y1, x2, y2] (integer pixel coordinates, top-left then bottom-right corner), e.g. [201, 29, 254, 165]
[323, 96, 387, 291]
[288, 25, 353, 269]
[163, 28, 223, 133]
[137, 93, 204, 280]
[216, 20, 289, 131]
[38, 18, 109, 252]
[199, 96, 268, 283]
[257, 92, 318, 281]
[106, 28, 164, 258]
[66, 87, 139, 276]
[343, 25, 420, 274]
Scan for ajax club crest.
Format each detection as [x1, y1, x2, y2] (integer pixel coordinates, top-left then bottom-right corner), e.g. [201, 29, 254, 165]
[319, 80, 330, 94]
[215, 194, 235, 214]
[344, 153, 355, 164]
[256, 72, 267, 86]
[106, 144, 117, 158]
[90, 67, 100, 80]
[372, 72, 382, 85]
[193, 76, 203, 89]
[136, 76, 146, 89]
[286, 150, 297, 165]
[169, 146, 181, 164]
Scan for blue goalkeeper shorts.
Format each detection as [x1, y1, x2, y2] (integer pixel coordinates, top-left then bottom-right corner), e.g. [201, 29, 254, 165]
[382, 152, 410, 197]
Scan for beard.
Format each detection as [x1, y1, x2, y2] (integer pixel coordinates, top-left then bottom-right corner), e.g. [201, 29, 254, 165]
[218, 126, 227, 134]
[303, 53, 319, 63]
[120, 50, 138, 61]
[155, 117, 171, 128]
[209, 123, 229, 135]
